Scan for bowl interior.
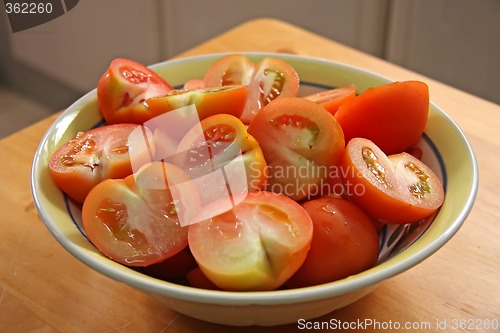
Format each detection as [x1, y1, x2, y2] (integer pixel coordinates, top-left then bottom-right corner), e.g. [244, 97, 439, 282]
[31, 53, 478, 306]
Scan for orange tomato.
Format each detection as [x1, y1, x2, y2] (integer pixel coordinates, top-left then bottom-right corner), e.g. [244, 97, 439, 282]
[304, 87, 356, 116]
[341, 138, 444, 224]
[335, 81, 429, 154]
[146, 85, 248, 121]
[49, 124, 152, 203]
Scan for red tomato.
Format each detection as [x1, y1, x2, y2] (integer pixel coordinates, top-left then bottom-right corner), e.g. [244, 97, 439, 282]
[247, 97, 345, 201]
[240, 57, 300, 124]
[183, 79, 205, 90]
[172, 113, 267, 193]
[304, 87, 356, 116]
[203, 54, 255, 87]
[188, 191, 313, 291]
[186, 267, 220, 290]
[146, 85, 248, 121]
[168, 114, 267, 225]
[341, 138, 444, 224]
[82, 161, 196, 266]
[286, 197, 379, 288]
[140, 247, 198, 281]
[334, 81, 429, 154]
[97, 58, 173, 124]
[49, 124, 152, 203]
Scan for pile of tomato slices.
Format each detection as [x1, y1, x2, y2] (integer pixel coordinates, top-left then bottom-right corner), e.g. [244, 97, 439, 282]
[48, 55, 444, 291]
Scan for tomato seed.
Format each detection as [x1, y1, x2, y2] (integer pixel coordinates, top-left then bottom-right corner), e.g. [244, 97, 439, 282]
[362, 147, 388, 186]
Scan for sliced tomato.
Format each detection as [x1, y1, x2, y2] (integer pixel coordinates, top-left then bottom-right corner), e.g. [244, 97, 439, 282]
[286, 197, 379, 288]
[240, 57, 299, 124]
[188, 191, 313, 291]
[169, 114, 267, 224]
[183, 79, 205, 90]
[82, 161, 196, 266]
[341, 138, 444, 224]
[146, 85, 248, 121]
[334, 81, 429, 155]
[49, 124, 153, 203]
[247, 97, 345, 201]
[304, 87, 356, 116]
[203, 54, 255, 87]
[186, 267, 220, 290]
[140, 247, 198, 281]
[97, 58, 173, 124]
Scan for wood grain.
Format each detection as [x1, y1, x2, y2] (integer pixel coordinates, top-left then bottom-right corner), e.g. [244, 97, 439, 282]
[1, 18, 498, 332]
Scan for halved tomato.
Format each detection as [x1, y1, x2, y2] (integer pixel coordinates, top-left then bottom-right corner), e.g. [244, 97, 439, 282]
[334, 81, 429, 154]
[170, 114, 267, 224]
[239, 57, 299, 124]
[140, 247, 198, 281]
[248, 97, 345, 201]
[97, 58, 173, 124]
[49, 124, 153, 203]
[82, 161, 196, 266]
[304, 87, 356, 116]
[188, 191, 313, 291]
[203, 54, 255, 87]
[146, 85, 248, 121]
[286, 197, 379, 288]
[341, 138, 444, 224]
[183, 79, 205, 90]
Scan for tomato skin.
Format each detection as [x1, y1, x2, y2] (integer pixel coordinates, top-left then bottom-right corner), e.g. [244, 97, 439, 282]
[173, 113, 268, 194]
[186, 267, 221, 290]
[335, 81, 429, 155]
[341, 138, 444, 224]
[49, 124, 151, 203]
[203, 54, 255, 87]
[97, 58, 173, 124]
[140, 247, 198, 281]
[146, 85, 248, 121]
[82, 161, 195, 267]
[304, 87, 356, 116]
[188, 191, 313, 291]
[183, 79, 205, 90]
[248, 97, 345, 201]
[286, 197, 379, 288]
[161, 114, 268, 226]
[240, 57, 300, 124]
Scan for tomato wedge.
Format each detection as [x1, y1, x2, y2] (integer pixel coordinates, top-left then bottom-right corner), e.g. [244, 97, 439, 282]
[170, 114, 267, 224]
[183, 79, 205, 90]
[146, 85, 248, 121]
[203, 54, 255, 87]
[334, 81, 429, 154]
[49, 124, 153, 203]
[240, 57, 299, 124]
[248, 97, 345, 201]
[286, 197, 379, 288]
[82, 161, 196, 266]
[341, 138, 444, 224]
[304, 87, 356, 116]
[188, 191, 313, 291]
[97, 58, 173, 124]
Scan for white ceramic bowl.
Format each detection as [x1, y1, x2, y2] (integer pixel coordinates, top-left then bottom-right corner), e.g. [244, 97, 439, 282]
[31, 53, 478, 326]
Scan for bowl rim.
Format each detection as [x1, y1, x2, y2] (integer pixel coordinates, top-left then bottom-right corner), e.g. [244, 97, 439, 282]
[31, 52, 479, 306]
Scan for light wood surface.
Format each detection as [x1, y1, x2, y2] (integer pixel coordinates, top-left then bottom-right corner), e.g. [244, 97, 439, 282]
[1, 18, 498, 332]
